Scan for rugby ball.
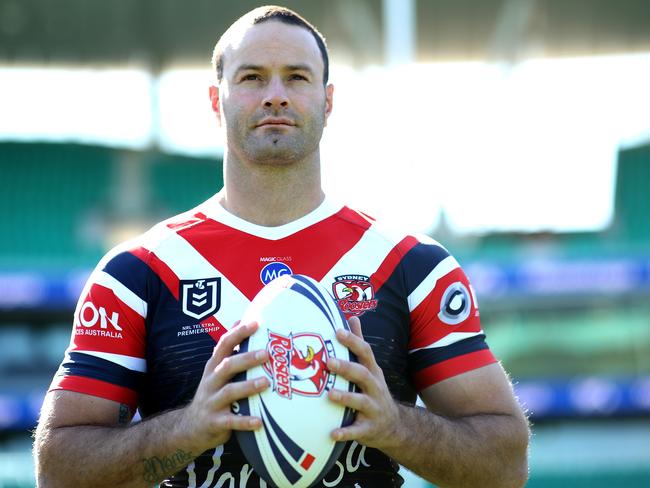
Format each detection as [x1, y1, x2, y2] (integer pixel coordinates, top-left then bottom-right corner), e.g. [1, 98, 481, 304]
[233, 274, 356, 488]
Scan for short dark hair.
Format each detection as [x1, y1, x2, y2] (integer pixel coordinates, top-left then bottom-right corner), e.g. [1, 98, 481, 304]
[212, 5, 330, 86]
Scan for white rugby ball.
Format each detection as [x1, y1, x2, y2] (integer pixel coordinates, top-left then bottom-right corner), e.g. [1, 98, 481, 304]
[233, 274, 356, 488]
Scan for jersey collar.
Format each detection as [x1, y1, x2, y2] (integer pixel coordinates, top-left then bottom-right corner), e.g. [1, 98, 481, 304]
[198, 192, 343, 241]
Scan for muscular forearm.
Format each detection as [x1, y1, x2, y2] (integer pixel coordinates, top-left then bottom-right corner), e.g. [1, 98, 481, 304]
[35, 408, 202, 488]
[35, 323, 270, 488]
[326, 325, 530, 487]
[383, 405, 530, 488]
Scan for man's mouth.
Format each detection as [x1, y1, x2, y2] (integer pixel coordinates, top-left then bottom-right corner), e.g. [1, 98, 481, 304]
[256, 118, 295, 128]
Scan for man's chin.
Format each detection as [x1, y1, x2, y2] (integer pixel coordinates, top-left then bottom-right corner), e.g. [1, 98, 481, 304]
[245, 143, 306, 166]
[251, 155, 300, 166]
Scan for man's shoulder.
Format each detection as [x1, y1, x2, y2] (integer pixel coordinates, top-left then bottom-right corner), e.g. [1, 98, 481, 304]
[339, 202, 449, 256]
[98, 199, 215, 269]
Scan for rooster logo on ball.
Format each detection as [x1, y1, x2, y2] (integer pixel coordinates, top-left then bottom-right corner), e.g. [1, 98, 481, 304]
[264, 331, 336, 399]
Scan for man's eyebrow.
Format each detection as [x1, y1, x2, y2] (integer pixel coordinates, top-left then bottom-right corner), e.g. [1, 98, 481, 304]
[233, 63, 315, 75]
[234, 64, 264, 74]
[286, 64, 314, 74]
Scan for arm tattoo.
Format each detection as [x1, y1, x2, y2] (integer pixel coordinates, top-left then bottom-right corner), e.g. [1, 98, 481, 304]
[118, 404, 130, 425]
[142, 449, 194, 483]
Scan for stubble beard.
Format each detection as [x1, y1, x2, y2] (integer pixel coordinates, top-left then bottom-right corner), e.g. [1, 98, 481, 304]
[229, 107, 325, 167]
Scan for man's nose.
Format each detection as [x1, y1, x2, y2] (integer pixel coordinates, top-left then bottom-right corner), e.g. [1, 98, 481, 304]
[263, 77, 289, 109]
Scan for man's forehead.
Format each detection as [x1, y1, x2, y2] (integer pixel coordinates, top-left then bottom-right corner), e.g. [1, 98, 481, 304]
[222, 20, 323, 75]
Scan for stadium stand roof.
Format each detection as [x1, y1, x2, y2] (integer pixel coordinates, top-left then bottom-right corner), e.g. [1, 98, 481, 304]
[1, 0, 649, 68]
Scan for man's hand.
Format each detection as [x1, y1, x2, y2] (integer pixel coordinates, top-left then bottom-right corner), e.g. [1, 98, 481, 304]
[180, 321, 270, 452]
[325, 317, 529, 487]
[326, 316, 401, 451]
[35, 321, 272, 488]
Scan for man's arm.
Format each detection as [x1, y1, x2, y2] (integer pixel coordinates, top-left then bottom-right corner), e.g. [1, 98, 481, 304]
[327, 318, 530, 488]
[33, 322, 270, 488]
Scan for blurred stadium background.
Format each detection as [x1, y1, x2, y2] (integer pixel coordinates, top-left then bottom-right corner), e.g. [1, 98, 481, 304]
[1, 0, 650, 486]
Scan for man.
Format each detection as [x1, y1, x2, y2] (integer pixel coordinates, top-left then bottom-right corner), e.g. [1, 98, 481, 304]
[34, 6, 529, 487]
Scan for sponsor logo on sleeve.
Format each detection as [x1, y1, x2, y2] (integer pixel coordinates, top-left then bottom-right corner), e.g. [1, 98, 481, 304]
[180, 278, 221, 320]
[438, 281, 472, 325]
[76, 302, 123, 339]
[332, 275, 378, 316]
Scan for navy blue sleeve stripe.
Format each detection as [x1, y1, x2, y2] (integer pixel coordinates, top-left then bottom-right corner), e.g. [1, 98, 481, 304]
[102, 251, 152, 303]
[57, 351, 144, 390]
[400, 242, 450, 296]
[409, 334, 489, 372]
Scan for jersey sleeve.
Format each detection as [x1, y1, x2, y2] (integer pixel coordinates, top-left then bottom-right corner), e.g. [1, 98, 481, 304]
[49, 248, 151, 410]
[404, 235, 497, 391]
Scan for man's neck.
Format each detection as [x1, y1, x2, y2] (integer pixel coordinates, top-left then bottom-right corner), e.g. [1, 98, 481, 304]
[219, 153, 325, 227]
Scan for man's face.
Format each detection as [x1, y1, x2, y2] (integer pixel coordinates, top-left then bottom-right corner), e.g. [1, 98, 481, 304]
[213, 21, 333, 166]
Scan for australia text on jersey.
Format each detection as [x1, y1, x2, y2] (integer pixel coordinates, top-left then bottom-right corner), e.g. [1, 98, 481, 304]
[75, 301, 123, 339]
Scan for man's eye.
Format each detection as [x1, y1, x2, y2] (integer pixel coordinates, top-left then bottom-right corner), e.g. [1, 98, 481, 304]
[242, 74, 261, 81]
[290, 74, 308, 81]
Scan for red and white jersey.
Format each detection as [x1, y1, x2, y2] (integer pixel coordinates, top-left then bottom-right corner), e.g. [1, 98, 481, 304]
[51, 194, 496, 487]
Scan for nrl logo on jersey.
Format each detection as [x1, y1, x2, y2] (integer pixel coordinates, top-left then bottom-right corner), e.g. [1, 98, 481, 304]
[180, 278, 221, 320]
[332, 274, 378, 316]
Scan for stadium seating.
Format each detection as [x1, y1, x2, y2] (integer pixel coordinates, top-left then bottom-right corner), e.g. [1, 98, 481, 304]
[614, 143, 650, 244]
[0, 142, 223, 269]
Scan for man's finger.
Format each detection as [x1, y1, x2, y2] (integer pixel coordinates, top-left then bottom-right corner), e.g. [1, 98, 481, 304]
[212, 376, 270, 407]
[331, 423, 367, 442]
[212, 413, 264, 432]
[347, 316, 363, 339]
[209, 348, 269, 390]
[327, 357, 380, 397]
[328, 388, 371, 413]
[205, 321, 259, 372]
[335, 328, 381, 375]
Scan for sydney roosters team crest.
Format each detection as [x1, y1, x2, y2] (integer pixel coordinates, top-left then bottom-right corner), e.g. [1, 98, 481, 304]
[264, 331, 336, 399]
[332, 274, 378, 316]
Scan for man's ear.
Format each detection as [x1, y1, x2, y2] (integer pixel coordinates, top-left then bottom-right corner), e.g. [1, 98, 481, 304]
[209, 85, 220, 115]
[324, 83, 334, 126]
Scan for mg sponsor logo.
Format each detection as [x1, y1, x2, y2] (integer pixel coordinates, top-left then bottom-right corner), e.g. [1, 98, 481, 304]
[260, 262, 293, 285]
